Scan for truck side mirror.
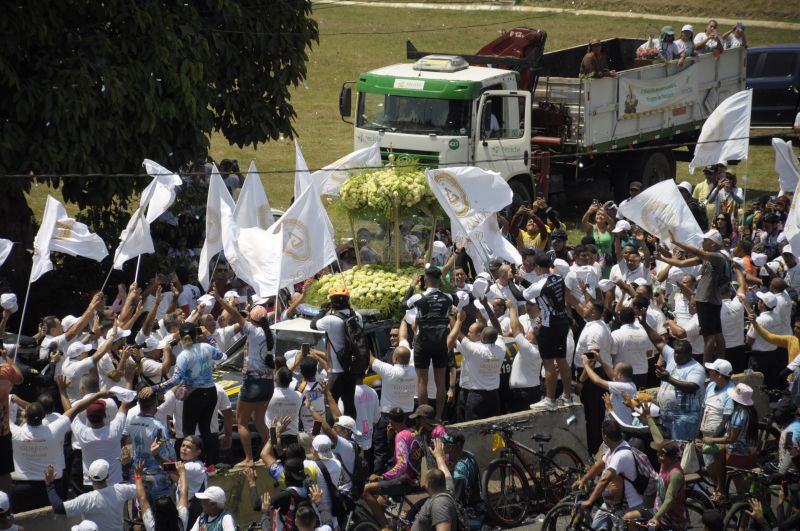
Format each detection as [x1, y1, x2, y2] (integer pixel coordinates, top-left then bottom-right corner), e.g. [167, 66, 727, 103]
[339, 85, 352, 118]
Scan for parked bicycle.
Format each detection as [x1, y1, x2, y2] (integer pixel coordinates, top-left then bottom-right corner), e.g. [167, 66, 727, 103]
[480, 420, 585, 527]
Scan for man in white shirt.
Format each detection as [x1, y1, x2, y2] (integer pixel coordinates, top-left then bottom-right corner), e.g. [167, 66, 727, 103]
[581, 353, 638, 426]
[45, 459, 136, 531]
[507, 298, 542, 410]
[575, 303, 614, 452]
[39, 293, 104, 362]
[265, 367, 303, 446]
[611, 307, 653, 388]
[721, 282, 747, 373]
[780, 245, 800, 292]
[769, 278, 793, 335]
[60, 340, 110, 404]
[11, 385, 107, 512]
[746, 291, 787, 390]
[369, 345, 415, 475]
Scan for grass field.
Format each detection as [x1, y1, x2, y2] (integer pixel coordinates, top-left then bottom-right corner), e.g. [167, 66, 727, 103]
[27, 3, 800, 241]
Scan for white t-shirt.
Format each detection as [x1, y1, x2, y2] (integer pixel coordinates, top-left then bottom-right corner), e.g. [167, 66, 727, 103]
[370, 359, 416, 413]
[603, 441, 644, 508]
[144, 505, 189, 531]
[774, 291, 793, 335]
[748, 310, 782, 352]
[456, 337, 505, 391]
[608, 381, 638, 426]
[680, 315, 705, 355]
[71, 410, 127, 485]
[39, 333, 72, 363]
[314, 311, 362, 373]
[611, 323, 653, 375]
[140, 357, 164, 382]
[160, 384, 231, 438]
[64, 484, 137, 531]
[177, 284, 202, 313]
[266, 386, 303, 436]
[178, 460, 207, 500]
[41, 412, 68, 472]
[334, 437, 357, 491]
[212, 324, 240, 354]
[242, 321, 272, 376]
[724, 34, 745, 49]
[509, 334, 541, 389]
[98, 352, 135, 391]
[296, 379, 326, 434]
[11, 416, 71, 480]
[61, 356, 96, 403]
[720, 298, 746, 348]
[314, 458, 342, 523]
[349, 383, 380, 450]
[575, 320, 614, 368]
[609, 262, 647, 299]
[700, 381, 734, 435]
[656, 345, 706, 413]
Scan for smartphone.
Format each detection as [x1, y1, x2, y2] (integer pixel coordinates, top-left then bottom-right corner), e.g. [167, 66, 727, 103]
[161, 461, 177, 472]
[301, 343, 310, 357]
[311, 421, 322, 436]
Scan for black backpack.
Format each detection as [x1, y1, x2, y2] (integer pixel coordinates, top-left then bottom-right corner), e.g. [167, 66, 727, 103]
[334, 310, 371, 375]
[427, 492, 469, 531]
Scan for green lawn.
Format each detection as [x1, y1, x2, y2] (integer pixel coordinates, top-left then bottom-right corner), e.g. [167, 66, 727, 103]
[27, 4, 800, 240]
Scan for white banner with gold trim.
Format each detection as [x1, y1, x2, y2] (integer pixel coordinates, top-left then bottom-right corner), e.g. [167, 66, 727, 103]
[618, 65, 698, 120]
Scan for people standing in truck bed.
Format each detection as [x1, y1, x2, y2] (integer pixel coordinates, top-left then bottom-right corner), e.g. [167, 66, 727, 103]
[580, 39, 616, 79]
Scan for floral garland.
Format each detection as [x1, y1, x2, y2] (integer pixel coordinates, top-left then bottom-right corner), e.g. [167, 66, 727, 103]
[339, 163, 439, 220]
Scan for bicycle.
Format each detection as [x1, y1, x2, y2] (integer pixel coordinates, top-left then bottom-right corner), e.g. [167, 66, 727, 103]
[542, 490, 708, 530]
[722, 467, 792, 531]
[480, 420, 585, 527]
[344, 488, 421, 531]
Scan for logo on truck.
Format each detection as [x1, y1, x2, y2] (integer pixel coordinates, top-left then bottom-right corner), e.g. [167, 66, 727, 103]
[432, 171, 470, 216]
[448, 139, 460, 150]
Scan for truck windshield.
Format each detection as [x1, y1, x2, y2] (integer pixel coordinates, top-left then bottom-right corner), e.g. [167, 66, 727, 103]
[357, 92, 471, 136]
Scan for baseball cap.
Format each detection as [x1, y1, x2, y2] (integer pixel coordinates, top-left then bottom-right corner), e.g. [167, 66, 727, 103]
[551, 230, 568, 241]
[143, 336, 161, 352]
[283, 457, 307, 483]
[387, 407, 406, 423]
[681, 24, 694, 33]
[86, 400, 106, 419]
[105, 327, 132, 342]
[756, 291, 777, 309]
[612, 220, 631, 234]
[702, 229, 722, 246]
[661, 25, 675, 36]
[409, 404, 435, 421]
[312, 434, 335, 459]
[603, 200, 618, 211]
[196, 486, 226, 508]
[735, 21, 745, 30]
[629, 180, 643, 191]
[71, 522, 99, 531]
[704, 359, 733, 377]
[88, 459, 110, 482]
[0, 491, 8, 514]
[0, 294, 18, 314]
[197, 294, 215, 314]
[61, 314, 79, 331]
[632, 277, 652, 287]
[677, 181, 693, 194]
[553, 258, 570, 278]
[333, 415, 359, 435]
[67, 342, 93, 359]
[598, 279, 615, 292]
[703, 165, 717, 175]
[432, 240, 448, 257]
[751, 252, 767, 267]
[488, 258, 504, 270]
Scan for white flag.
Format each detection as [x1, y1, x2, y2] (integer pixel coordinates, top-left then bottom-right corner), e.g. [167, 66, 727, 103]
[198, 167, 236, 290]
[426, 167, 512, 234]
[293, 139, 313, 200]
[472, 214, 523, 266]
[783, 179, 800, 255]
[689, 89, 752, 174]
[618, 180, 704, 247]
[0, 239, 12, 267]
[220, 200, 260, 291]
[141, 159, 183, 223]
[773, 138, 800, 196]
[31, 195, 108, 283]
[236, 225, 282, 298]
[234, 162, 273, 230]
[314, 142, 382, 196]
[112, 209, 154, 270]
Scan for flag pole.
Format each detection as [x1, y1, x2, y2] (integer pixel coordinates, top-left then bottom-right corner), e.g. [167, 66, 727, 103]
[100, 206, 148, 293]
[134, 256, 142, 284]
[12, 278, 33, 363]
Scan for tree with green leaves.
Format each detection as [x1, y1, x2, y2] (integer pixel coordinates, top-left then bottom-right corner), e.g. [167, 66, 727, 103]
[0, 0, 318, 326]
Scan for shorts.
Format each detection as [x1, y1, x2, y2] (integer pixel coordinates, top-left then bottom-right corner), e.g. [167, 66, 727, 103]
[537, 321, 570, 360]
[413, 344, 448, 370]
[0, 433, 12, 475]
[376, 476, 417, 497]
[239, 376, 274, 403]
[725, 451, 757, 469]
[695, 302, 722, 336]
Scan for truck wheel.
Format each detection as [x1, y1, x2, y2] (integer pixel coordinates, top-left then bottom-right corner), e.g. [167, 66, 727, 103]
[509, 178, 531, 212]
[639, 150, 675, 188]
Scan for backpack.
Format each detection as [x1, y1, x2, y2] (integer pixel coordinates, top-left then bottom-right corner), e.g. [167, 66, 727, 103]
[614, 444, 657, 499]
[317, 459, 350, 525]
[335, 440, 367, 500]
[334, 310, 371, 375]
[278, 486, 316, 531]
[427, 492, 470, 531]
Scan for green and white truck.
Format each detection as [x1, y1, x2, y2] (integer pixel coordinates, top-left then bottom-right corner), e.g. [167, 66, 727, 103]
[338, 29, 746, 205]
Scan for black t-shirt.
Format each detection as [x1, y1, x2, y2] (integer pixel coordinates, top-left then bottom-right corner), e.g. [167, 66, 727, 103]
[524, 274, 569, 327]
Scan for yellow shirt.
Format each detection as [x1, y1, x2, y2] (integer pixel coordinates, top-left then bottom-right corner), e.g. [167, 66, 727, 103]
[517, 229, 549, 252]
[692, 180, 715, 223]
[753, 321, 799, 367]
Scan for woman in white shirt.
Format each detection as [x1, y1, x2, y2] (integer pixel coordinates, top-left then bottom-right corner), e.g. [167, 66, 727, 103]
[172, 435, 207, 526]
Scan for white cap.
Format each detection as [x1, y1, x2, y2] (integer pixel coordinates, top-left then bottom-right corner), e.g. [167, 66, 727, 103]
[678, 181, 693, 194]
[598, 279, 615, 292]
[61, 314, 78, 331]
[471, 273, 491, 299]
[751, 252, 767, 267]
[197, 294, 215, 315]
[553, 259, 571, 278]
[195, 486, 226, 508]
[432, 241, 448, 257]
[612, 220, 631, 234]
[632, 277, 651, 287]
[403, 308, 417, 325]
[71, 522, 99, 531]
[333, 415, 360, 435]
[702, 229, 722, 246]
[105, 328, 132, 342]
[732, 257, 745, 269]
[224, 290, 240, 301]
[777, 231, 788, 244]
[0, 294, 17, 314]
[782, 244, 794, 256]
[312, 434, 335, 459]
[88, 459, 110, 482]
[756, 291, 777, 309]
[143, 337, 161, 352]
[681, 24, 694, 33]
[67, 342, 93, 359]
[705, 359, 733, 376]
[761, 261, 783, 276]
[0, 491, 8, 514]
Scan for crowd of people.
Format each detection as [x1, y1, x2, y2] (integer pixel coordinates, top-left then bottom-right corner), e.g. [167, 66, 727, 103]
[0, 156, 798, 531]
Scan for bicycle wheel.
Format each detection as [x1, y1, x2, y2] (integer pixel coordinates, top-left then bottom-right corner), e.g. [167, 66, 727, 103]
[723, 501, 752, 531]
[686, 499, 708, 530]
[541, 446, 585, 507]
[350, 522, 381, 531]
[482, 458, 532, 527]
[541, 501, 590, 531]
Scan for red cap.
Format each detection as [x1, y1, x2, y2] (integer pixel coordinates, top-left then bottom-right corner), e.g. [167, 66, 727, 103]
[86, 400, 106, 418]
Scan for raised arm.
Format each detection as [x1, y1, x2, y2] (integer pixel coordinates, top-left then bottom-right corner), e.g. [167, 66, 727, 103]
[447, 311, 465, 350]
[215, 292, 246, 331]
[581, 205, 597, 234]
[64, 389, 109, 420]
[140, 285, 163, 337]
[671, 233, 711, 261]
[580, 354, 610, 391]
[506, 298, 523, 337]
[639, 313, 667, 353]
[65, 292, 104, 341]
[117, 282, 139, 326]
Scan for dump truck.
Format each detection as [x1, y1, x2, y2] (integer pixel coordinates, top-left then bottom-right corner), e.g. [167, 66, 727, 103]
[338, 29, 746, 205]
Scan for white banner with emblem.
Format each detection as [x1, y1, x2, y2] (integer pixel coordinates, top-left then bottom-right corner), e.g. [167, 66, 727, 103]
[618, 65, 698, 120]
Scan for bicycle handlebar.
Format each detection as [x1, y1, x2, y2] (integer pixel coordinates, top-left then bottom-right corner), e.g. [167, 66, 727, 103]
[478, 420, 532, 435]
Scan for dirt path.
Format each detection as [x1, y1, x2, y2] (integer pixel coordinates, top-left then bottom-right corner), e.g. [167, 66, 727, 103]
[318, 1, 800, 31]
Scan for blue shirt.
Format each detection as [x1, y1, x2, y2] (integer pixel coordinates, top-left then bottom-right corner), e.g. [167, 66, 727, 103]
[727, 408, 753, 456]
[153, 342, 222, 392]
[128, 414, 175, 499]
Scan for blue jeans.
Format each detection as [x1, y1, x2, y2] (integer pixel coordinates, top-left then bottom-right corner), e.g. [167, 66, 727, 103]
[661, 410, 701, 441]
